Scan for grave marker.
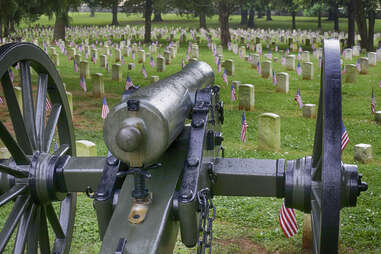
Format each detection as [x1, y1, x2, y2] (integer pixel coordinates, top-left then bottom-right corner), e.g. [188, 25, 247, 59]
[258, 113, 280, 152]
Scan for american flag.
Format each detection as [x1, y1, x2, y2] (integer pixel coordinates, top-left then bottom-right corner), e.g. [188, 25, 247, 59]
[256, 62, 261, 74]
[279, 200, 298, 238]
[294, 88, 303, 108]
[371, 88, 376, 114]
[141, 64, 148, 78]
[231, 84, 236, 101]
[101, 97, 109, 120]
[217, 58, 221, 72]
[281, 57, 286, 66]
[222, 69, 228, 85]
[240, 112, 248, 142]
[297, 52, 301, 61]
[356, 59, 361, 72]
[85, 51, 89, 59]
[125, 74, 133, 90]
[298, 46, 302, 53]
[74, 60, 78, 72]
[45, 97, 52, 111]
[80, 76, 87, 92]
[272, 71, 277, 86]
[150, 56, 155, 67]
[215, 56, 219, 65]
[8, 69, 14, 83]
[227, 42, 231, 51]
[275, 45, 278, 52]
[296, 62, 302, 76]
[132, 51, 135, 60]
[182, 58, 185, 69]
[0, 96, 4, 105]
[341, 121, 349, 152]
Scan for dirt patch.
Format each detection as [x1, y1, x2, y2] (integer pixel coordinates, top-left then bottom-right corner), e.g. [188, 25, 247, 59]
[215, 237, 287, 254]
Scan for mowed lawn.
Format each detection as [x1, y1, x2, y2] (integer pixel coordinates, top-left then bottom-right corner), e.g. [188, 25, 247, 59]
[0, 13, 380, 254]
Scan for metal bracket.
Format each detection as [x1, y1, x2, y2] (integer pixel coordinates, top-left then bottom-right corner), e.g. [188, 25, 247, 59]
[128, 192, 153, 224]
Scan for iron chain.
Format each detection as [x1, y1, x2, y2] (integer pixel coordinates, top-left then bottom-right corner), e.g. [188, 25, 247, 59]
[197, 188, 215, 254]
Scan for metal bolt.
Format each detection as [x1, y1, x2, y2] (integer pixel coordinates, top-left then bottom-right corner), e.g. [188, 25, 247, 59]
[187, 157, 199, 167]
[192, 119, 204, 128]
[133, 214, 140, 219]
[107, 156, 118, 166]
[181, 191, 192, 200]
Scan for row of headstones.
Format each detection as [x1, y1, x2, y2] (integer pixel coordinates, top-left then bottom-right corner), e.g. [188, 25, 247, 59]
[233, 81, 316, 117]
[343, 47, 381, 61]
[239, 112, 374, 163]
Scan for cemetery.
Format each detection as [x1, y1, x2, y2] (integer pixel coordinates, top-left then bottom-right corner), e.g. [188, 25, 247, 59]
[0, 3, 380, 254]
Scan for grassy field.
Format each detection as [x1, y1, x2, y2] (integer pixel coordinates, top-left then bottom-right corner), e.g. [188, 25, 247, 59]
[24, 12, 381, 33]
[0, 14, 380, 254]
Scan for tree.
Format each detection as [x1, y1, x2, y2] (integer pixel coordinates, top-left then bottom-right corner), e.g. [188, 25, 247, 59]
[173, 0, 214, 29]
[152, 0, 172, 22]
[100, 0, 122, 25]
[84, 0, 100, 17]
[346, 0, 355, 47]
[354, 0, 379, 51]
[215, 0, 237, 47]
[123, 0, 152, 42]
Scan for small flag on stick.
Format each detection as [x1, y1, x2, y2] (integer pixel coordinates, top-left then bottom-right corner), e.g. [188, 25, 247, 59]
[141, 64, 148, 78]
[222, 69, 228, 85]
[341, 121, 349, 152]
[240, 112, 248, 143]
[296, 62, 302, 76]
[101, 97, 109, 120]
[125, 74, 133, 90]
[80, 76, 87, 92]
[272, 71, 277, 86]
[294, 88, 303, 109]
[45, 98, 52, 111]
[231, 84, 236, 102]
[279, 201, 298, 238]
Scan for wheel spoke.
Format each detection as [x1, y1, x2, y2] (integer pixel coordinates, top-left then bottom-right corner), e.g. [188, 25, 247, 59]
[13, 203, 36, 254]
[43, 104, 62, 153]
[20, 61, 37, 150]
[0, 184, 27, 207]
[0, 195, 31, 252]
[45, 204, 65, 239]
[35, 74, 48, 151]
[1, 71, 33, 155]
[0, 121, 30, 165]
[27, 206, 41, 254]
[311, 200, 321, 254]
[39, 207, 50, 254]
[0, 163, 28, 178]
[53, 144, 69, 158]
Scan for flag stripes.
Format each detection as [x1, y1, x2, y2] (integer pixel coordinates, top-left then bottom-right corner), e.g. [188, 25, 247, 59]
[279, 201, 298, 238]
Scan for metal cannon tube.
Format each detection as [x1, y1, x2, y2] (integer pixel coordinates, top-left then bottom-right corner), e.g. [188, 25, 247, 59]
[103, 61, 214, 166]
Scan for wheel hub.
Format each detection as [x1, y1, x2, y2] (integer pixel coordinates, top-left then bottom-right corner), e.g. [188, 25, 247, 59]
[29, 152, 67, 204]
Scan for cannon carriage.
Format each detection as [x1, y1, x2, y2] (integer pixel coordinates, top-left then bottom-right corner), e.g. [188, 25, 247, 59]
[0, 40, 367, 254]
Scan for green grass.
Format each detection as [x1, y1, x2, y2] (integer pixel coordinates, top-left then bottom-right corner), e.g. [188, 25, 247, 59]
[1, 14, 381, 254]
[24, 12, 381, 33]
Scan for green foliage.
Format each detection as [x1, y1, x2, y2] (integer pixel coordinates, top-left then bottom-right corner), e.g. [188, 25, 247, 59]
[303, 2, 328, 16]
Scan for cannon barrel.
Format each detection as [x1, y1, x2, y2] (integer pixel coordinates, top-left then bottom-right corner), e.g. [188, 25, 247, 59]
[103, 61, 214, 166]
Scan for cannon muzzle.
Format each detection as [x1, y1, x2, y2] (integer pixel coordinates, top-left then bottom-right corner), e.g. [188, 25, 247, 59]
[103, 60, 214, 166]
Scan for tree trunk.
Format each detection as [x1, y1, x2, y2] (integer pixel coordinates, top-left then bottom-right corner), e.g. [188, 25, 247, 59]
[112, 0, 119, 26]
[327, 8, 334, 20]
[144, 0, 153, 43]
[368, 10, 375, 51]
[248, 8, 255, 28]
[9, 18, 15, 33]
[4, 19, 9, 38]
[199, 11, 207, 29]
[292, 11, 296, 30]
[257, 10, 263, 19]
[240, 7, 248, 25]
[347, 0, 355, 48]
[53, 12, 67, 41]
[266, 8, 272, 21]
[317, 9, 322, 29]
[333, 3, 339, 32]
[218, 1, 230, 48]
[90, 8, 95, 17]
[354, 0, 367, 49]
[152, 10, 163, 22]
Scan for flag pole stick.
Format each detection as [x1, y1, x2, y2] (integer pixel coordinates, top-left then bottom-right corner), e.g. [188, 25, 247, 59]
[289, 238, 292, 254]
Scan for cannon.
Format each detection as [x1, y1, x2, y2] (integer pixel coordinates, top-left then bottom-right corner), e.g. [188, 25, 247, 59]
[0, 40, 368, 254]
